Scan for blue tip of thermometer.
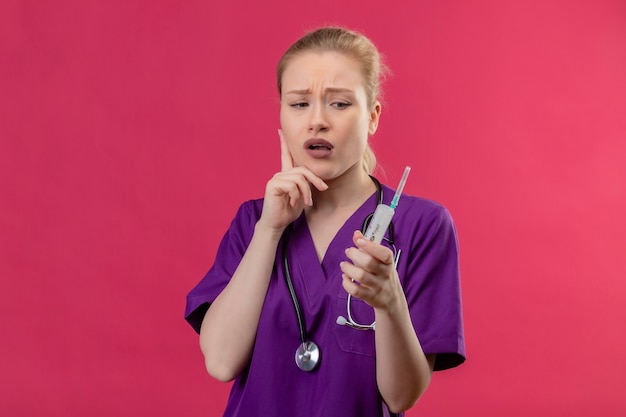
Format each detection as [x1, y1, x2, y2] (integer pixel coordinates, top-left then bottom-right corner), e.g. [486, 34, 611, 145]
[364, 166, 411, 244]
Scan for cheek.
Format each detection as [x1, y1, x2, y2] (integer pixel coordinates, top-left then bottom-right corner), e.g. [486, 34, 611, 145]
[343, 125, 370, 157]
[351, 115, 372, 139]
[279, 109, 301, 134]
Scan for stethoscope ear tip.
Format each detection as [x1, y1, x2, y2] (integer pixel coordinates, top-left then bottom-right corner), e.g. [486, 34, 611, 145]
[337, 314, 376, 331]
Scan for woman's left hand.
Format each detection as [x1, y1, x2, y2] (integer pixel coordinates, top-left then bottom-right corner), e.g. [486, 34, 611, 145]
[340, 230, 405, 311]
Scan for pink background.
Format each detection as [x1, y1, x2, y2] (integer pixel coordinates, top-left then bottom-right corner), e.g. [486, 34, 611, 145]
[1, 1, 625, 416]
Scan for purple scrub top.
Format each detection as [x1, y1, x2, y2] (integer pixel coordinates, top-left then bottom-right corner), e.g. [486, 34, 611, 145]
[185, 184, 465, 417]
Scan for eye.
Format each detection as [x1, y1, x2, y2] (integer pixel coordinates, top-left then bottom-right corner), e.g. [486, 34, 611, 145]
[290, 102, 308, 108]
[331, 101, 351, 109]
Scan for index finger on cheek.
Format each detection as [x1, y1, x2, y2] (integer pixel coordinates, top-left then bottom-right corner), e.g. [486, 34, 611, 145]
[278, 129, 294, 172]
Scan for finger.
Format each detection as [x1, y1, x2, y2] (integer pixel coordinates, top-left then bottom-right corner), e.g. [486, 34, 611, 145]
[353, 230, 395, 266]
[340, 261, 356, 280]
[293, 170, 328, 193]
[340, 269, 376, 299]
[349, 242, 394, 280]
[275, 166, 328, 196]
[278, 130, 328, 192]
[340, 261, 367, 286]
[272, 172, 313, 206]
[270, 175, 309, 207]
[340, 260, 381, 290]
[278, 129, 294, 172]
[344, 247, 377, 274]
[341, 273, 366, 296]
[290, 167, 329, 192]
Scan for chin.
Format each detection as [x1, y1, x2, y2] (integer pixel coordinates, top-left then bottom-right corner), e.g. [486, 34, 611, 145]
[298, 159, 362, 183]
[317, 168, 355, 183]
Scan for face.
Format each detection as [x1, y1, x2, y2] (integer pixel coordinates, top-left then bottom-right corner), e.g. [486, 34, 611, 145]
[279, 51, 381, 181]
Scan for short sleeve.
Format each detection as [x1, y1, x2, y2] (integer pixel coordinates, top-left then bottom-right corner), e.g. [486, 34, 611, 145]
[184, 200, 262, 333]
[400, 201, 466, 371]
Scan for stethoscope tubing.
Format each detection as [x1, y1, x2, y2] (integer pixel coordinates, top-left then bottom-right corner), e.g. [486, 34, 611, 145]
[282, 225, 308, 346]
[281, 176, 400, 370]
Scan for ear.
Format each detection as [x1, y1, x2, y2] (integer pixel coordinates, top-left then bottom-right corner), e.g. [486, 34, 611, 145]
[368, 101, 382, 135]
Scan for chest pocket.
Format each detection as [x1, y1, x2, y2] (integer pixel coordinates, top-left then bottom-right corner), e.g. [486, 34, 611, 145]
[333, 292, 376, 357]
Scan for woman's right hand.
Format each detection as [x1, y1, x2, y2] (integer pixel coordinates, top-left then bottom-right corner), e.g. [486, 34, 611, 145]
[257, 130, 328, 233]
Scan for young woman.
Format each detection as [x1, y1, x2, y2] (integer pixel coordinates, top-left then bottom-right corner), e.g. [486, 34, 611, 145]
[185, 27, 465, 417]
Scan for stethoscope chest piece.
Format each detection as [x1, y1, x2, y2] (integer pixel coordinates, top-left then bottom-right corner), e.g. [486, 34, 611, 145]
[295, 341, 320, 372]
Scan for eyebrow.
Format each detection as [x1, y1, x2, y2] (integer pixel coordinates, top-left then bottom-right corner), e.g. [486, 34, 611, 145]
[284, 87, 355, 96]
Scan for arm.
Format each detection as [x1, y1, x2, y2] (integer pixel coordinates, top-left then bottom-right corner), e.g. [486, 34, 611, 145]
[374, 295, 436, 412]
[199, 221, 283, 381]
[199, 131, 327, 381]
[340, 231, 434, 412]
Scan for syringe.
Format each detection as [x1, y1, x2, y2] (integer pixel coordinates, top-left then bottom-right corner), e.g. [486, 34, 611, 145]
[363, 166, 411, 244]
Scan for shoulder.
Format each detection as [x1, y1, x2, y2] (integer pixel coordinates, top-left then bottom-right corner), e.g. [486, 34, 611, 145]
[226, 198, 266, 228]
[221, 198, 265, 243]
[381, 184, 454, 226]
[380, 184, 458, 249]
[233, 198, 264, 221]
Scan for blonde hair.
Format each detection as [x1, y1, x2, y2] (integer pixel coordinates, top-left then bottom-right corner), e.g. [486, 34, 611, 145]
[277, 27, 388, 175]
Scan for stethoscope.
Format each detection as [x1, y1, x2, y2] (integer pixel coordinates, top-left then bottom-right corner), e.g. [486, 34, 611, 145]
[282, 176, 401, 371]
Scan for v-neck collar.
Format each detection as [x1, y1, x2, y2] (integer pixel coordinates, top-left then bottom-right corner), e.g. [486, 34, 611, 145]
[286, 189, 380, 299]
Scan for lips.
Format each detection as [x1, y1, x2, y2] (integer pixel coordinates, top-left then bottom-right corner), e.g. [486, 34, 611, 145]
[304, 138, 333, 150]
[304, 138, 334, 159]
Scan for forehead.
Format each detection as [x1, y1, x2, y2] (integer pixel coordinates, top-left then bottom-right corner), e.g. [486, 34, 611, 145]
[281, 51, 365, 90]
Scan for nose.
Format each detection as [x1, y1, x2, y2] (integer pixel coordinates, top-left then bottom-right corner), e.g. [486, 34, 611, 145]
[308, 104, 329, 134]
